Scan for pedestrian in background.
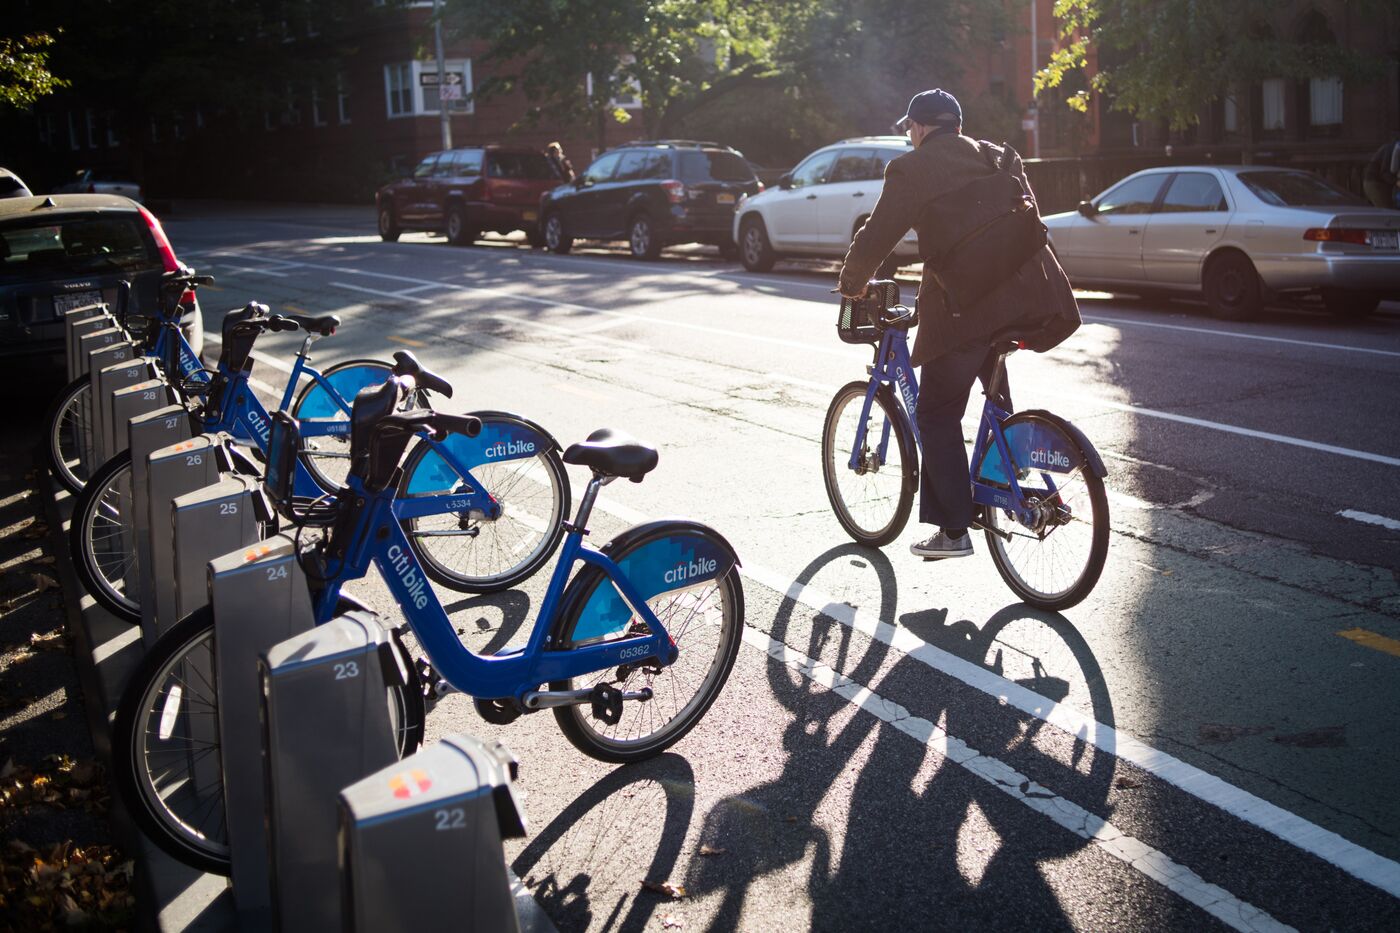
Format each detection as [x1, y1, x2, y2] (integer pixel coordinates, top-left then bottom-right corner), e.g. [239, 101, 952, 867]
[545, 142, 576, 182]
[1362, 135, 1399, 209]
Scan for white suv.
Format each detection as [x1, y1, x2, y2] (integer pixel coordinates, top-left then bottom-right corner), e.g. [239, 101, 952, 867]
[733, 136, 920, 274]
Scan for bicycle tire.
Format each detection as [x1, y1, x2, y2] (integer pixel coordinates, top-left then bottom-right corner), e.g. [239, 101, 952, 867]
[69, 451, 140, 624]
[821, 380, 917, 547]
[45, 375, 96, 494]
[398, 414, 570, 593]
[292, 359, 394, 490]
[112, 602, 424, 875]
[978, 412, 1110, 610]
[547, 524, 743, 763]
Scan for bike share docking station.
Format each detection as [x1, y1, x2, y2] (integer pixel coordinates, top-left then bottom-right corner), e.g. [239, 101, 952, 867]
[92, 358, 156, 466]
[64, 304, 112, 381]
[127, 405, 193, 641]
[143, 435, 227, 644]
[339, 732, 527, 933]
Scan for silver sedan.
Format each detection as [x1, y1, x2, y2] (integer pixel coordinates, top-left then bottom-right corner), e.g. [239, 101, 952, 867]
[1043, 165, 1400, 319]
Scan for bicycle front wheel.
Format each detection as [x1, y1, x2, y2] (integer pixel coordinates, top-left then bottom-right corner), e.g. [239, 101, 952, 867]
[45, 375, 96, 493]
[548, 527, 743, 763]
[822, 380, 917, 547]
[70, 452, 140, 624]
[292, 359, 394, 490]
[398, 415, 570, 593]
[978, 412, 1110, 611]
[112, 604, 425, 875]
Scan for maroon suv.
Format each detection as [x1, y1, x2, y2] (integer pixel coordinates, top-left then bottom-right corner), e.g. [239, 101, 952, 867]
[375, 146, 561, 247]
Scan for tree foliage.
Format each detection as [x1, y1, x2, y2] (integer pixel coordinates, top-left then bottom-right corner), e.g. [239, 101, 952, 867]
[0, 32, 65, 108]
[1036, 0, 1390, 132]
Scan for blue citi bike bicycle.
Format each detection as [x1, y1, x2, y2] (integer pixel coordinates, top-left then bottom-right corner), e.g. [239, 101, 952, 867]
[68, 273, 570, 621]
[822, 282, 1109, 610]
[113, 372, 745, 873]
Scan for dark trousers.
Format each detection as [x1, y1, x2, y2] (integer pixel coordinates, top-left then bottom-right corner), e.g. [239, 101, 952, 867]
[915, 345, 1011, 530]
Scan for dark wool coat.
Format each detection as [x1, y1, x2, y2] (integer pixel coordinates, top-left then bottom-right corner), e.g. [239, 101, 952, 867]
[838, 132, 1081, 367]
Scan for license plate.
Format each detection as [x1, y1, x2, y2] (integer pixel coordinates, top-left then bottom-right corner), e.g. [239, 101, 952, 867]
[1372, 231, 1398, 250]
[522, 210, 537, 221]
[716, 193, 736, 205]
[53, 289, 102, 316]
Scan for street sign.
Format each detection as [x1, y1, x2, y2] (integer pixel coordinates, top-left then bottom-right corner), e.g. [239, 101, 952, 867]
[1021, 118, 1038, 131]
[419, 71, 464, 87]
[440, 84, 463, 101]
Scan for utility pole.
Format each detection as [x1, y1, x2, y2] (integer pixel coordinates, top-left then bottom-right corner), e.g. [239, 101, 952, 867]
[1029, 0, 1040, 158]
[432, 0, 452, 150]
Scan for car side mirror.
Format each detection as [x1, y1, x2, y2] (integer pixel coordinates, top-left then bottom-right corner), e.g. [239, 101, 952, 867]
[574, 177, 590, 189]
[778, 173, 793, 190]
[1077, 200, 1098, 218]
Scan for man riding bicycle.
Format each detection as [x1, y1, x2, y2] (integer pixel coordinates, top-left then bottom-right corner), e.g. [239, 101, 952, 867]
[837, 88, 1080, 561]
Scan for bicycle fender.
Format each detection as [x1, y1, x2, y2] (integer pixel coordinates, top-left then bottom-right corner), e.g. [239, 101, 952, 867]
[556, 521, 741, 646]
[1015, 409, 1108, 478]
[467, 411, 563, 452]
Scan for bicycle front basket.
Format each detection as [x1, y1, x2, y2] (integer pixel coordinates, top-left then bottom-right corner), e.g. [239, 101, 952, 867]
[836, 280, 900, 345]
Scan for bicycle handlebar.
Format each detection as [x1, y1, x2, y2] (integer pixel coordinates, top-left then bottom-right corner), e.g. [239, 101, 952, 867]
[391, 350, 454, 399]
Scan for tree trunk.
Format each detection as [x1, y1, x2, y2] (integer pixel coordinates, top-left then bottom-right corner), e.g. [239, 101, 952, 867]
[595, 108, 606, 158]
[1238, 86, 1256, 165]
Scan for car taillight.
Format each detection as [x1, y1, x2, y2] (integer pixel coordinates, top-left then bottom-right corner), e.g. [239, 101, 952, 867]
[1304, 227, 1370, 245]
[755, 180, 765, 192]
[179, 288, 197, 306]
[661, 179, 686, 204]
[137, 204, 181, 272]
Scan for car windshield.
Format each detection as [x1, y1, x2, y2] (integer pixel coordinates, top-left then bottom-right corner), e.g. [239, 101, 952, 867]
[1238, 171, 1367, 207]
[679, 150, 756, 183]
[0, 176, 24, 195]
[0, 215, 155, 283]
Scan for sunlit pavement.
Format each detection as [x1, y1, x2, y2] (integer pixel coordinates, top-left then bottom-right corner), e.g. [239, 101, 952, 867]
[158, 202, 1400, 930]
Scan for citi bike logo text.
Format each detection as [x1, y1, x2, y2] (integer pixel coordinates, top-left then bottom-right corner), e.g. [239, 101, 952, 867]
[246, 410, 270, 444]
[664, 557, 717, 585]
[386, 544, 431, 610]
[484, 440, 535, 459]
[894, 366, 917, 413]
[1030, 448, 1071, 469]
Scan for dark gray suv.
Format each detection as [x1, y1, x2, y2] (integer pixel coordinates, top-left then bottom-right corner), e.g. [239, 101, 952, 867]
[539, 141, 762, 260]
[0, 194, 203, 362]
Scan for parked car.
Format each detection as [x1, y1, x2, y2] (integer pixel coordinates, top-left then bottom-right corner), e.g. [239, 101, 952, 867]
[0, 168, 32, 199]
[539, 140, 763, 260]
[376, 146, 561, 246]
[732, 136, 918, 275]
[1043, 165, 1400, 319]
[52, 168, 144, 203]
[0, 194, 204, 362]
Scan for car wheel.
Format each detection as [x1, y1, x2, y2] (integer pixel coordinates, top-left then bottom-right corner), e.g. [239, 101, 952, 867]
[629, 213, 662, 260]
[544, 213, 573, 254]
[378, 206, 401, 242]
[1203, 251, 1262, 321]
[717, 239, 740, 261]
[1321, 288, 1381, 319]
[739, 216, 777, 272]
[446, 206, 477, 246]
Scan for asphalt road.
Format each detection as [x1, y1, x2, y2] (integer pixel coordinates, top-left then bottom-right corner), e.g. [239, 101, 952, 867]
[160, 201, 1400, 930]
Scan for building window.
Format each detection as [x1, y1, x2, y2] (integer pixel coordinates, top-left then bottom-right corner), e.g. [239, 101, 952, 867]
[68, 112, 80, 150]
[1309, 76, 1343, 127]
[150, 115, 160, 143]
[385, 63, 413, 117]
[195, 106, 205, 129]
[86, 109, 99, 148]
[1223, 95, 1238, 133]
[106, 112, 120, 147]
[585, 55, 642, 111]
[41, 113, 55, 146]
[283, 83, 300, 126]
[1261, 78, 1286, 131]
[311, 81, 327, 126]
[173, 112, 185, 140]
[337, 72, 351, 123]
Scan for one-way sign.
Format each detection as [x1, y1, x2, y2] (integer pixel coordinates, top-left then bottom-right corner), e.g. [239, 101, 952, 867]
[419, 71, 464, 87]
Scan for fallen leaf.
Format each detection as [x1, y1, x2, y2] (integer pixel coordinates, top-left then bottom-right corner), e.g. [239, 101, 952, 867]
[698, 845, 726, 857]
[1113, 776, 1141, 789]
[661, 915, 684, 930]
[51, 712, 66, 721]
[32, 574, 58, 594]
[33, 556, 56, 566]
[30, 630, 64, 650]
[783, 816, 798, 823]
[641, 880, 687, 899]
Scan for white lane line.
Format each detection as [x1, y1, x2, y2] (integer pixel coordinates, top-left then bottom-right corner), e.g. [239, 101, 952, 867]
[399, 282, 456, 294]
[209, 263, 290, 277]
[741, 627, 1294, 933]
[329, 281, 434, 305]
[209, 250, 1400, 466]
[592, 493, 1400, 898]
[736, 562, 1400, 899]
[1337, 509, 1400, 531]
[1082, 315, 1400, 359]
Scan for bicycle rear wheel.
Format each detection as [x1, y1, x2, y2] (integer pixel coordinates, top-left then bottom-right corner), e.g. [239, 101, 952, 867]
[548, 527, 743, 763]
[112, 604, 424, 875]
[45, 376, 96, 493]
[977, 412, 1110, 610]
[822, 381, 917, 547]
[292, 359, 394, 490]
[70, 452, 140, 624]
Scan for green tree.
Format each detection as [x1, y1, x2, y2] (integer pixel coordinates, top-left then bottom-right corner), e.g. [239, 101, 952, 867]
[1036, 0, 1392, 162]
[0, 32, 64, 108]
[447, 0, 790, 151]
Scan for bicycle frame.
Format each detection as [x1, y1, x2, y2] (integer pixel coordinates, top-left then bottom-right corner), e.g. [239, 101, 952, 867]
[852, 325, 1051, 527]
[315, 475, 677, 701]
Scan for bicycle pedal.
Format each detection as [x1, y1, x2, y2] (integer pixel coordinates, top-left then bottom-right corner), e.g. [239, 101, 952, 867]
[589, 684, 624, 726]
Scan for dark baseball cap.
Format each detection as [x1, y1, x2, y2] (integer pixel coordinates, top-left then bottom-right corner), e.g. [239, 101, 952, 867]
[895, 89, 963, 131]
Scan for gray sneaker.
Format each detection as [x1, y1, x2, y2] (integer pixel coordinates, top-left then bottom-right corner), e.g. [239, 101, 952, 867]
[910, 531, 974, 560]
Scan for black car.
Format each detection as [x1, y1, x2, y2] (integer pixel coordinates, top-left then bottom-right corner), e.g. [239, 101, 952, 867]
[0, 194, 204, 362]
[0, 168, 32, 199]
[539, 141, 762, 260]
